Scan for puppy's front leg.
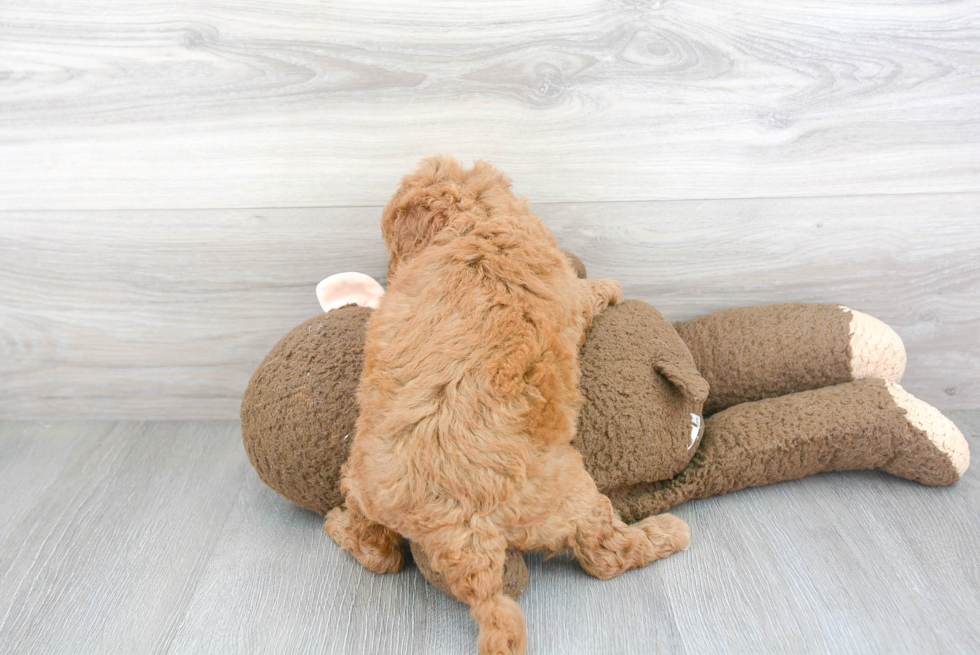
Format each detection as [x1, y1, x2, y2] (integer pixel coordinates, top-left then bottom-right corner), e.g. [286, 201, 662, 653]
[579, 278, 624, 340]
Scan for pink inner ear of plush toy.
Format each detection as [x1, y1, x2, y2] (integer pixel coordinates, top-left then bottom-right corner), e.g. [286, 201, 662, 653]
[316, 272, 385, 312]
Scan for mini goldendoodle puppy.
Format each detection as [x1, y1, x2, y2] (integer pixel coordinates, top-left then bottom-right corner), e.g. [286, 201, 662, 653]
[325, 156, 689, 655]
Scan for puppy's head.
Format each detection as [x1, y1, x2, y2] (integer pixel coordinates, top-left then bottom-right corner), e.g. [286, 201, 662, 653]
[381, 155, 516, 279]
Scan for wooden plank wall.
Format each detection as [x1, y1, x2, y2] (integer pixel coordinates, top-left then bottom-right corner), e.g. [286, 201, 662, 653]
[1, 0, 978, 418]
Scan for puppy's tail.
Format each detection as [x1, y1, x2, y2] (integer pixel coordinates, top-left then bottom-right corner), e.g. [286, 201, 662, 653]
[472, 594, 527, 655]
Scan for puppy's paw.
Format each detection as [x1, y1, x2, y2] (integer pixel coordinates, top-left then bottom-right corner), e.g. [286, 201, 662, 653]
[324, 508, 404, 574]
[638, 512, 690, 555]
[586, 278, 624, 316]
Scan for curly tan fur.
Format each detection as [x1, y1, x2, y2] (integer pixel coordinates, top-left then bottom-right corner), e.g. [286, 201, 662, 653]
[325, 156, 689, 655]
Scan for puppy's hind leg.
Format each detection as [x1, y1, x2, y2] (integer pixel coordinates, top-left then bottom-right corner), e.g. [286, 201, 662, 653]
[536, 450, 689, 580]
[324, 498, 404, 574]
[417, 524, 526, 655]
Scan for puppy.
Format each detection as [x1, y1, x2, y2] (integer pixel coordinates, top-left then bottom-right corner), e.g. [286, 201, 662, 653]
[325, 156, 689, 655]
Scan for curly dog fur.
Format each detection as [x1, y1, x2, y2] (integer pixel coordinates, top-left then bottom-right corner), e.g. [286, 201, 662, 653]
[325, 156, 689, 655]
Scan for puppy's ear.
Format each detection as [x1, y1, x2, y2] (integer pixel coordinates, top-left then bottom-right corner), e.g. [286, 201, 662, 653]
[381, 155, 467, 279]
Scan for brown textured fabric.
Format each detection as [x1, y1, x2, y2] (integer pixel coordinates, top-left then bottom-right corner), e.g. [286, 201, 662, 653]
[610, 378, 956, 523]
[410, 542, 529, 601]
[241, 305, 371, 515]
[675, 303, 853, 415]
[240, 304, 962, 525]
[574, 300, 709, 491]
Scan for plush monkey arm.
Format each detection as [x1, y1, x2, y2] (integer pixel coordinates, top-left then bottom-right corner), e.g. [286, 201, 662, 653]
[609, 378, 970, 523]
[674, 303, 907, 414]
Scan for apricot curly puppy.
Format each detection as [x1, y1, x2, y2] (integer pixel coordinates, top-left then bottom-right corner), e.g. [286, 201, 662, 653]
[325, 156, 689, 655]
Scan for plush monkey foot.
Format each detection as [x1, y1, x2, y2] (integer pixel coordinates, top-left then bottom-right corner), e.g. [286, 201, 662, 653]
[881, 381, 970, 484]
[610, 378, 971, 523]
[847, 308, 906, 382]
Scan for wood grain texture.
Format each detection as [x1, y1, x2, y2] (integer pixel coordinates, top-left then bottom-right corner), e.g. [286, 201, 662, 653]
[2, 192, 977, 419]
[0, 419, 977, 653]
[0, 421, 249, 653]
[0, 422, 115, 529]
[1, 0, 978, 210]
[166, 470, 474, 655]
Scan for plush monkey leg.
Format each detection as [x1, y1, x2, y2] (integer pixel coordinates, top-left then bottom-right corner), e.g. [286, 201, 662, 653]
[674, 303, 906, 414]
[610, 379, 970, 523]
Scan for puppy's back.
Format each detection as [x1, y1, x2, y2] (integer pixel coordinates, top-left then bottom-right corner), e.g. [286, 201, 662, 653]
[355, 218, 585, 507]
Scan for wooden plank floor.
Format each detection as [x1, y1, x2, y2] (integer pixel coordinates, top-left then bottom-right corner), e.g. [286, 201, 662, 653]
[1, 416, 977, 654]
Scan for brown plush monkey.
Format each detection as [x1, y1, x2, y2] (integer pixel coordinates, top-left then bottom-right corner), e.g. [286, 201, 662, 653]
[241, 254, 969, 600]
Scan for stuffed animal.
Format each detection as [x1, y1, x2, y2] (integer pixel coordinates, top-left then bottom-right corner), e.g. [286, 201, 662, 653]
[241, 253, 969, 601]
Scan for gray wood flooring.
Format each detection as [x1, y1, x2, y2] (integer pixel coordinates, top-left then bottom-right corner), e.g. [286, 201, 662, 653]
[1, 416, 978, 654]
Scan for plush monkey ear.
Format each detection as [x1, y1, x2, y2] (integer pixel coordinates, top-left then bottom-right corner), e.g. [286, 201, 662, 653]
[651, 353, 711, 408]
[650, 353, 710, 452]
[316, 272, 385, 313]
